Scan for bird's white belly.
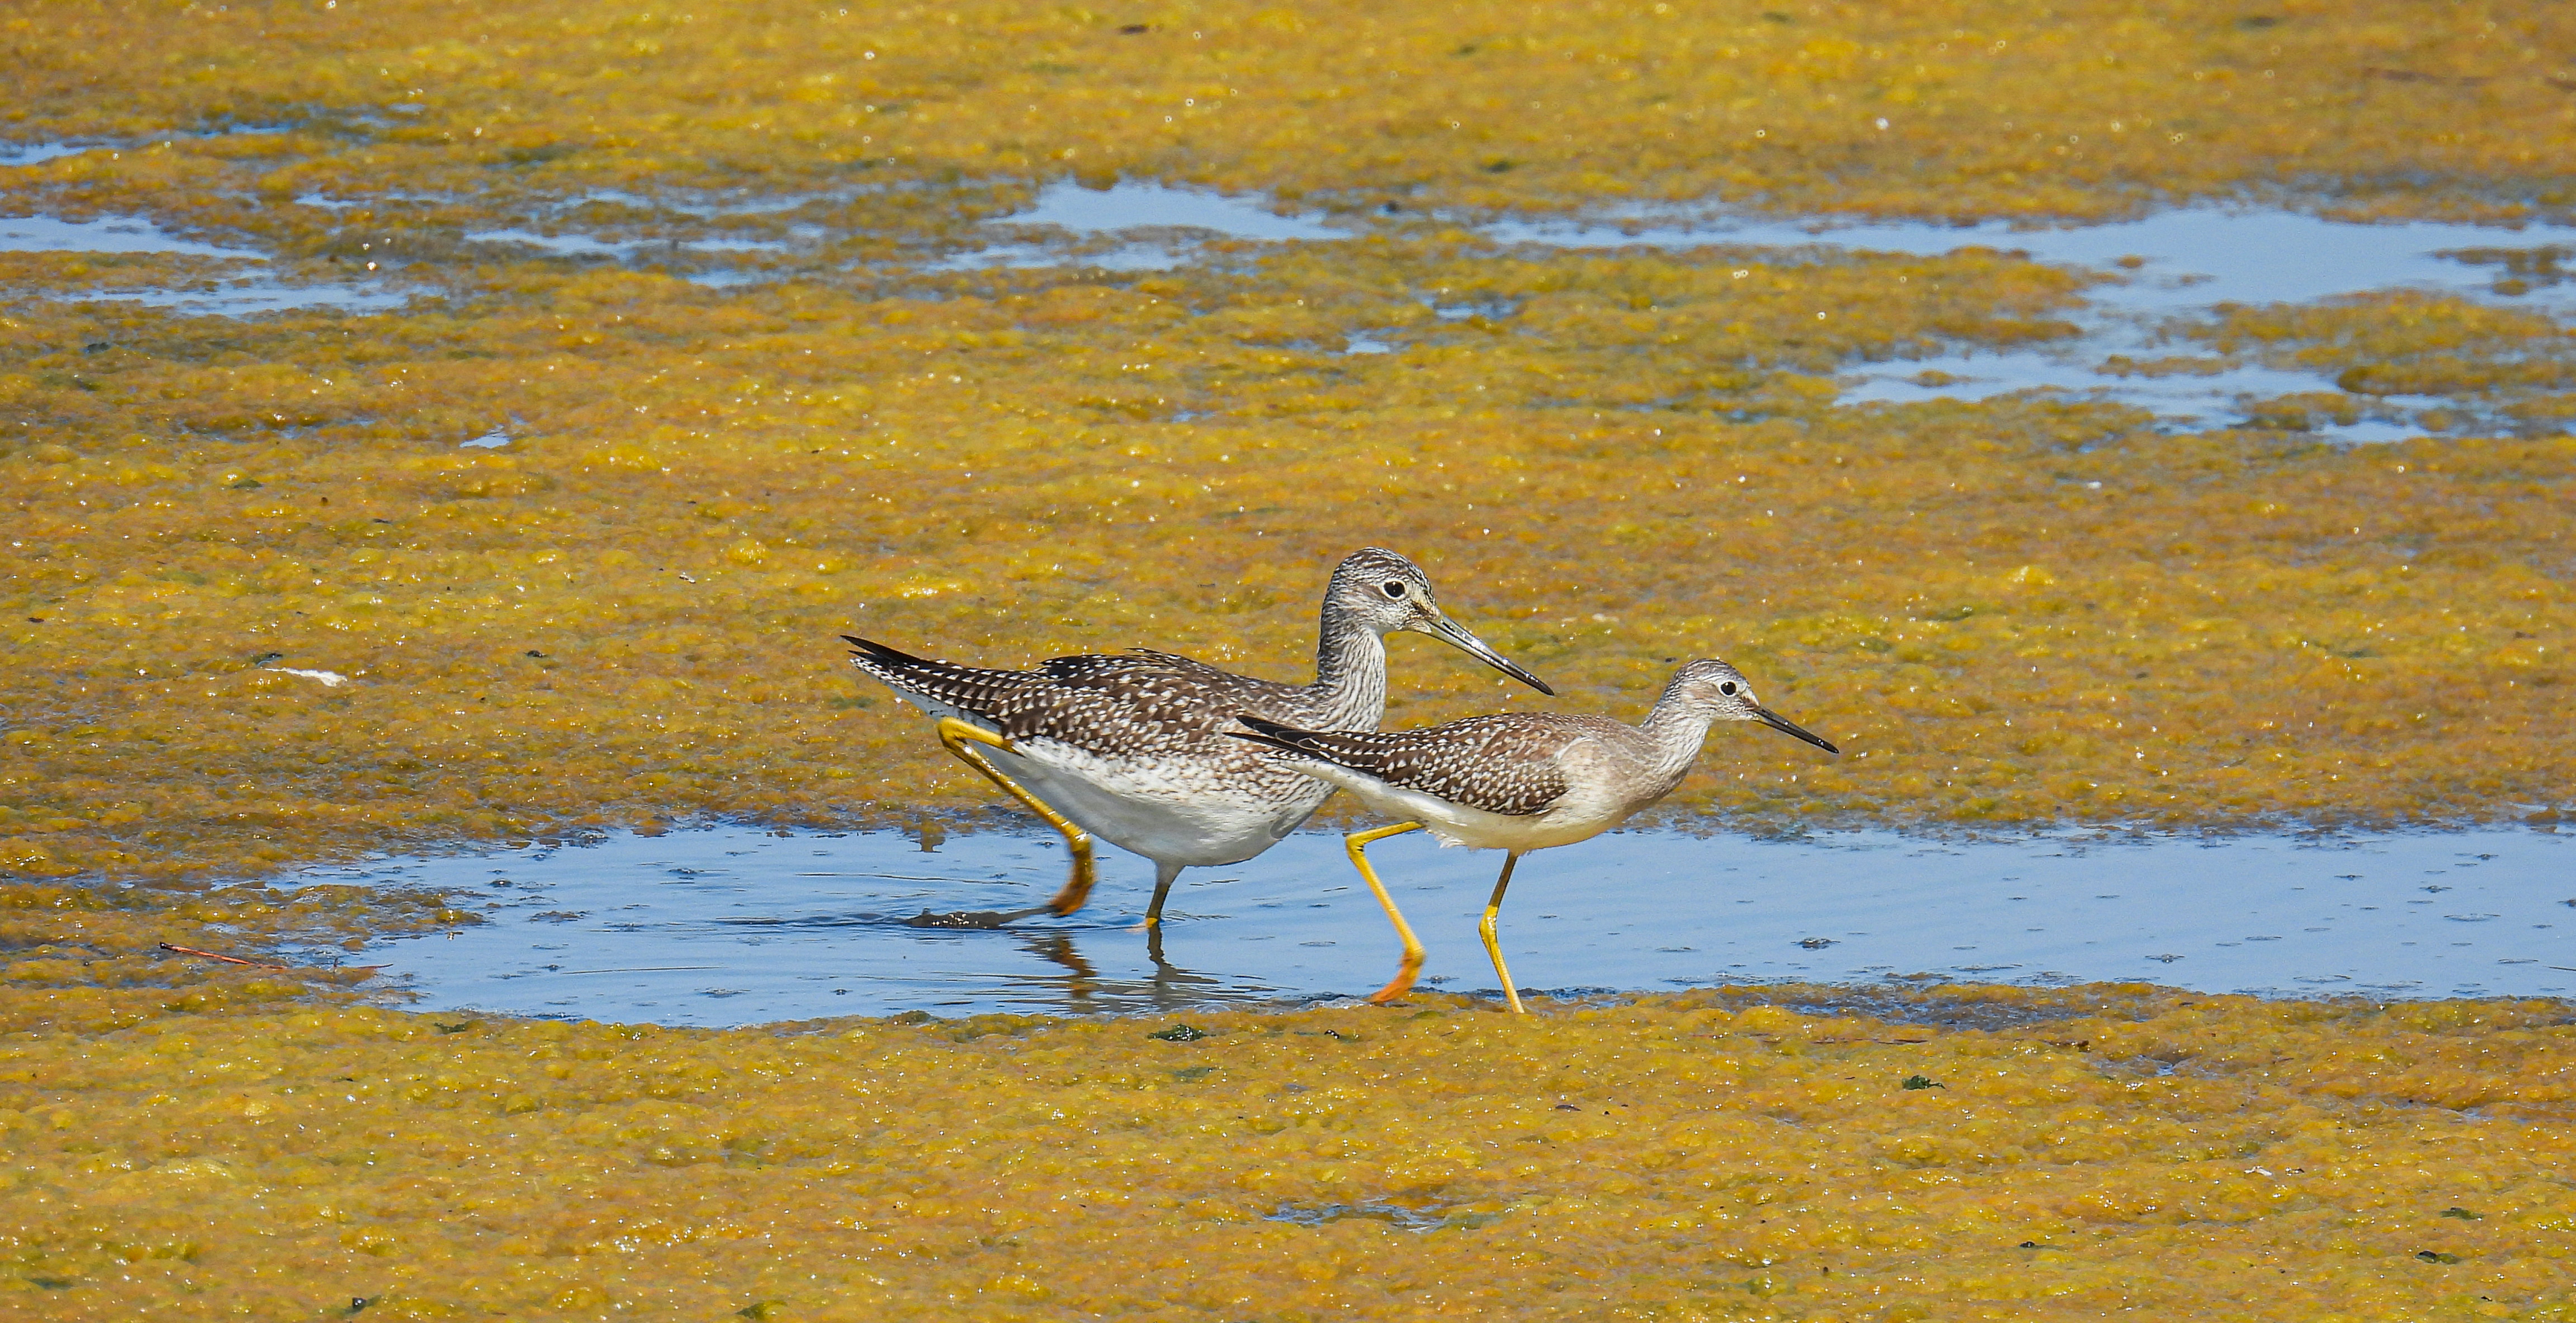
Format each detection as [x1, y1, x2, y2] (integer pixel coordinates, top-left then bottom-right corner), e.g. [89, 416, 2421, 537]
[999, 743, 1327, 866]
[896, 696, 1325, 865]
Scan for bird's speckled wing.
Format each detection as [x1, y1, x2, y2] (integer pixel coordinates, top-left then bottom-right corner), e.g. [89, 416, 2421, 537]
[1231, 713, 1578, 816]
[846, 636, 1307, 756]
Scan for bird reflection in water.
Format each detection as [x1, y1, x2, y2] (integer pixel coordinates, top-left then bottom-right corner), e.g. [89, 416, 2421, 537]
[891, 823, 1050, 928]
[1021, 931, 1099, 1003]
[1010, 929, 1245, 1014]
[713, 893, 1282, 1015]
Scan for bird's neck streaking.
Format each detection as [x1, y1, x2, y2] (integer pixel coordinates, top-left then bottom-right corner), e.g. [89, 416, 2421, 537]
[1635, 684, 1722, 784]
[1306, 604, 1390, 730]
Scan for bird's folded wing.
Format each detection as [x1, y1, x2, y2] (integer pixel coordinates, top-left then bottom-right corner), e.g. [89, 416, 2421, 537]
[849, 637, 1300, 752]
[1236, 714, 1571, 816]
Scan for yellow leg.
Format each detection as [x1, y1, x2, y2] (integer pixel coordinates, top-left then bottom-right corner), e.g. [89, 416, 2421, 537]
[1346, 822, 1427, 1003]
[935, 717, 1098, 916]
[1479, 851, 1526, 1015]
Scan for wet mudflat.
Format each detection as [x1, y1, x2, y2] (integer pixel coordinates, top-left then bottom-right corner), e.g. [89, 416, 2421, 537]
[20, 172, 2572, 436]
[10, 6, 2576, 1318]
[326, 823, 2574, 1025]
[990, 180, 2576, 441]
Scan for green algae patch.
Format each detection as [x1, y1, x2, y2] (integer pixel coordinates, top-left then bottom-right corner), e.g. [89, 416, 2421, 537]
[0, 261, 2569, 887]
[4, 233, 2572, 889]
[2184, 291, 2576, 427]
[4, 4, 2573, 888]
[0, 872, 465, 1011]
[3, 986, 2573, 1319]
[7, 1, 2576, 232]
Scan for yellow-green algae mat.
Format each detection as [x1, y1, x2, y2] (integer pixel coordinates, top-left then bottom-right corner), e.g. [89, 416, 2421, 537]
[6, 0, 2576, 1317]
[7, 986, 2575, 1320]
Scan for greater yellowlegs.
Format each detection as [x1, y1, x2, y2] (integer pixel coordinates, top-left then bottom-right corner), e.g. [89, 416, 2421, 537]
[1229, 659, 1837, 1012]
[844, 549, 1551, 937]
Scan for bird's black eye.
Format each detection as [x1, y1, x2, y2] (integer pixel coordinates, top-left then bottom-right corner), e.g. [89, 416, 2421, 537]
[1719, 681, 1739, 696]
[1381, 580, 1407, 599]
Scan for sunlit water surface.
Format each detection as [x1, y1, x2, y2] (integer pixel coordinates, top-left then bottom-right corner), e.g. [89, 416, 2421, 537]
[307, 824, 2574, 1026]
[1011, 184, 2576, 441]
[9, 165, 2572, 437]
[0, 213, 408, 314]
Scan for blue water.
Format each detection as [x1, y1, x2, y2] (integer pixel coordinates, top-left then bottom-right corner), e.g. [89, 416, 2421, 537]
[304, 823, 2575, 1026]
[0, 213, 407, 314]
[974, 183, 2576, 440]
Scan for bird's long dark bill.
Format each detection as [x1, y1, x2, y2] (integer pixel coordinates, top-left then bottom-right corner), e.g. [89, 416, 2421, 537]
[1756, 706, 1838, 754]
[1416, 612, 1554, 696]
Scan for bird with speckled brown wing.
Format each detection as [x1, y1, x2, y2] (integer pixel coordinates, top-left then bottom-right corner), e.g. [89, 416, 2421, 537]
[1231, 659, 1836, 1012]
[843, 549, 1551, 950]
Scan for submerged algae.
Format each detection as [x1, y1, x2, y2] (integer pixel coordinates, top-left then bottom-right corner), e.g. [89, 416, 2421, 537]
[2180, 291, 2576, 436]
[4, 986, 2574, 1319]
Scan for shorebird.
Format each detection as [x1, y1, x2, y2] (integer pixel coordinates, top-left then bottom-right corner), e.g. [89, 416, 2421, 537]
[1229, 659, 1837, 1012]
[843, 549, 1551, 940]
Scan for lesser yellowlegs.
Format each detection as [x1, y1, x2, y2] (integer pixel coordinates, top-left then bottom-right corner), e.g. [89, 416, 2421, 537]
[1230, 659, 1837, 1012]
[845, 549, 1551, 934]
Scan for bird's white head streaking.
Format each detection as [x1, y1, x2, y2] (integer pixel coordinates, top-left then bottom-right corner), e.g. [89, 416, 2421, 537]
[1316, 548, 1553, 696]
[1642, 658, 1837, 753]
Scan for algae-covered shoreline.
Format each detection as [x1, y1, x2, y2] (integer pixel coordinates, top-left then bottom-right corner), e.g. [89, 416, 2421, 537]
[6, 0, 2576, 1316]
[9, 985, 2575, 1320]
[4, 1, 2572, 893]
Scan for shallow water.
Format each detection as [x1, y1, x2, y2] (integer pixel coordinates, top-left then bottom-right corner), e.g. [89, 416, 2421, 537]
[1736, 210, 2576, 439]
[0, 213, 251, 259]
[1834, 349, 2430, 441]
[1009, 181, 1344, 243]
[315, 824, 2573, 1026]
[952, 180, 1345, 269]
[461, 225, 800, 265]
[0, 141, 99, 167]
[0, 213, 406, 314]
[1486, 207, 2576, 310]
[13, 169, 2573, 439]
[1014, 185, 2576, 440]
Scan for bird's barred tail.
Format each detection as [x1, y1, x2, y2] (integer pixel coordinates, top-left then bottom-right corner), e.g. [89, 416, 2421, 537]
[842, 635, 1023, 719]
